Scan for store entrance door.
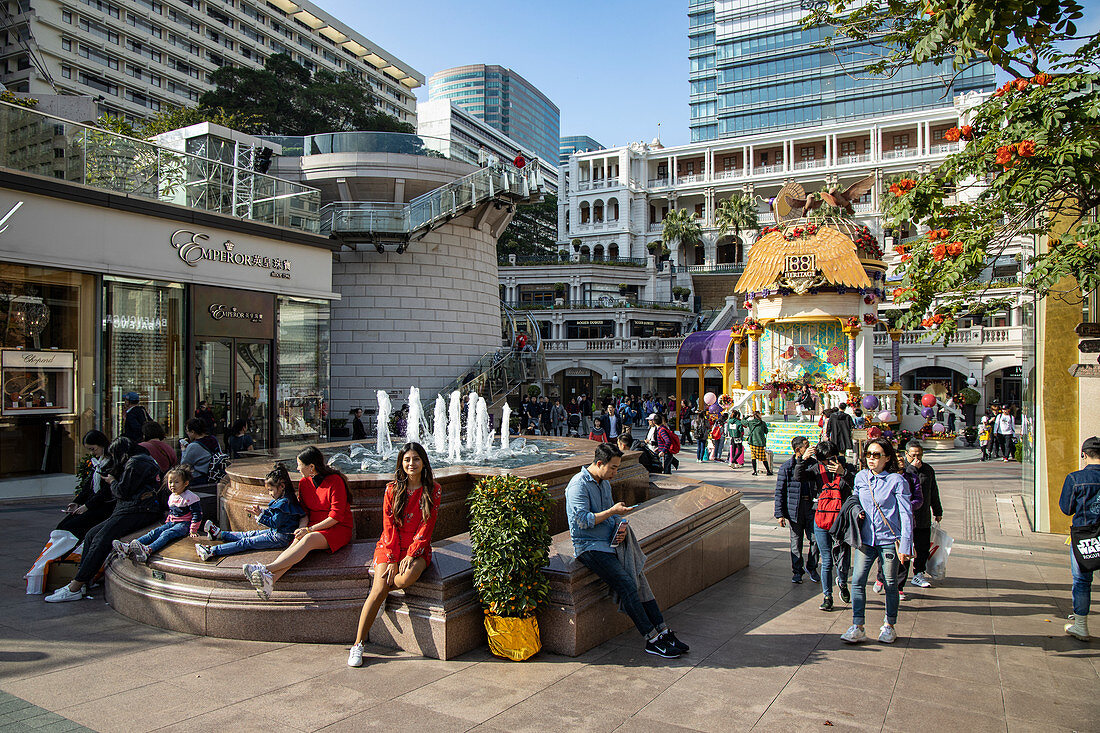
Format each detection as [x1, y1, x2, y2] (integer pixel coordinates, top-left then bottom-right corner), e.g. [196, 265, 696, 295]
[194, 339, 271, 452]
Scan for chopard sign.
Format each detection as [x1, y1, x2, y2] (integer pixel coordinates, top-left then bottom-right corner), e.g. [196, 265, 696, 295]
[171, 229, 292, 278]
[208, 304, 264, 323]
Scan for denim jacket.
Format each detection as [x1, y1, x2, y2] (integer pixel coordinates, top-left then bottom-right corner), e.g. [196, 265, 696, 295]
[566, 466, 621, 555]
[1059, 465, 1100, 528]
[854, 469, 913, 555]
[257, 496, 306, 535]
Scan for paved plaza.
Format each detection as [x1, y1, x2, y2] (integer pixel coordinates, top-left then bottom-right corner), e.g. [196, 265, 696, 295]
[0, 452, 1096, 733]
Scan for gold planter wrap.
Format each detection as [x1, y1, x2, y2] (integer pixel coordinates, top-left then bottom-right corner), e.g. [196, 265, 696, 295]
[484, 614, 541, 661]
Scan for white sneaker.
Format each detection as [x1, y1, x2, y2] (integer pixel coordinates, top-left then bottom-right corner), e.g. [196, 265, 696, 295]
[44, 586, 83, 603]
[243, 563, 273, 599]
[878, 624, 897, 643]
[111, 539, 129, 558]
[840, 624, 866, 643]
[203, 520, 221, 540]
[873, 580, 885, 595]
[195, 544, 214, 562]
[348, 642, 365, 667]
[910, 573, 932, 588]
[128, 540, 148, 563]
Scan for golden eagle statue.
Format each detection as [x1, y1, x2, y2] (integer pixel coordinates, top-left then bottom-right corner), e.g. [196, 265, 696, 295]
[734, 223, 872, 294]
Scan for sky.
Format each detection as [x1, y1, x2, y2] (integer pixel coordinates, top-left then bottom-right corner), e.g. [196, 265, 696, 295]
[321, 0, 1100, 151]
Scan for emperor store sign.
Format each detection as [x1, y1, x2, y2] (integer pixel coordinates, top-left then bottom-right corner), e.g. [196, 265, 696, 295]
[171, 229, 292, 279]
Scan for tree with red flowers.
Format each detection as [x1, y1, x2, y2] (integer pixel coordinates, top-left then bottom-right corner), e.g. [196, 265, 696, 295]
[808, 0, 1100, 342]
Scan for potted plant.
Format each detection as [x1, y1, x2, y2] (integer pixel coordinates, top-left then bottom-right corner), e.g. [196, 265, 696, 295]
[963, 426, 978, 446]
[526, 384, 541, 398]
[553, 282, 566, 306]
[469, 474, 554, 661]
[618, 283, 629, 294]
[571, 238, 582, 252]
[647, 241, 670, 260]
[959, 386, 981, 426]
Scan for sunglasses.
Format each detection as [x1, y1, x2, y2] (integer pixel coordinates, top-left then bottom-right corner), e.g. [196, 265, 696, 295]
[865, 451, 886, 458]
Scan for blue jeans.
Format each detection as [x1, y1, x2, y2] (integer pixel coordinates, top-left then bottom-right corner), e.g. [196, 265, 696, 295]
[713, 437, 724, 459]
[1071, 549, 1094, 617]
[697, 439, 707, 461]
[209, 529, 293, 558]
[852, 544, 900, 626]
[136, 521, 190, 554]
[813, 525, 835, 598]
[577, 550, 665, 637]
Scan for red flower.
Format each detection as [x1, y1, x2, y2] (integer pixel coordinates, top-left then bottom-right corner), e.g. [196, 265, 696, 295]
[889, 183, 901, 196]
[792, 227, 804, 237]
[947, 241, 964, 256]
[994, 146, 1014, 166]
[932, 314, 945, 325]
[927, 230, 939, 241]
[1014, 78, 1029, 91]
[894, 245, 907, 255]
[932, 244, 947, 261]
[1017, 140, 1036, 158]
[959, 125, 974, 140]
[921, 317, 933, 327]
[900, 253, 912, 263]
[943, 127, 961, 142]
[897, 178, 917, 192]
[1033, 73, 1052, 86]
[1077, 241, 1088, 249]
[892, 287, 907, 299]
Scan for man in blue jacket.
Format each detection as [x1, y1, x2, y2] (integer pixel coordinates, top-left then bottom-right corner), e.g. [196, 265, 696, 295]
[1060, 436, 1100, 641]
[566, 443, 687, 658]
[775, 436, 820, 584]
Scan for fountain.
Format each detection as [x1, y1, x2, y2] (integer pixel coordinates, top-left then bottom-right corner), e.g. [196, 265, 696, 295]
[105, 385, 750, 660]
[406, 386, 423, 446]
[501, 403, 511, 452]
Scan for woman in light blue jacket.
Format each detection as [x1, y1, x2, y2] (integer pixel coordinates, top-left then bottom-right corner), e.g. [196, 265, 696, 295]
[841, 437, 913, 645]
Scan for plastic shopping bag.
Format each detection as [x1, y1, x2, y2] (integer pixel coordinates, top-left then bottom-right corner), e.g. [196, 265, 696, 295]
[926, 521, 953, 581]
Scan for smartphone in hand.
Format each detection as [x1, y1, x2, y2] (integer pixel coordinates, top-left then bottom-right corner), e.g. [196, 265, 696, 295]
[610, 520, 629, 547]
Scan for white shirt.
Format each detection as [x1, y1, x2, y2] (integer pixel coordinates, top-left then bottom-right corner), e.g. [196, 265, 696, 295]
[994, 414, 1015, 435]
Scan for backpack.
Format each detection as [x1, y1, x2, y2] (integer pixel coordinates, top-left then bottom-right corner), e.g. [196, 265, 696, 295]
[207, 451, 231, 484]
[710, 423, 723, 441]
[814, 465, 844, 530]
[661, 425, 681, 455]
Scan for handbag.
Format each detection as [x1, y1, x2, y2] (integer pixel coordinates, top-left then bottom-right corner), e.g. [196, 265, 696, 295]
[1070, 522, 1100, 572]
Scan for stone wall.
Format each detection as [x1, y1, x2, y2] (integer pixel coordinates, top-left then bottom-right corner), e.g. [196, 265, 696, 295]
[329, 203, 511, 412]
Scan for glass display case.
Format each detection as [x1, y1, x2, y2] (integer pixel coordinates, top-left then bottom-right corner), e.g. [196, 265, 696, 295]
[1, 349, 75, 416]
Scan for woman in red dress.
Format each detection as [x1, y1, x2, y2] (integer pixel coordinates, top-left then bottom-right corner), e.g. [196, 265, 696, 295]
[243, 446, 353, 599]
[348, 441, 441, 667]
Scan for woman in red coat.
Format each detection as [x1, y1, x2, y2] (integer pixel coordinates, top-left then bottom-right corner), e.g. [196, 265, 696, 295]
[243, 446, 353, 599]
[347, 441, 441, 667]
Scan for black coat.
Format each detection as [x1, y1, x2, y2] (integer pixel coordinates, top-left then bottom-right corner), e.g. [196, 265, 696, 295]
[826, 412, 855, 454]
[774, 455, 818, 524]
[110, 453, 164, 515]
[904, 462, 943, 528]
[123, 405, 149, 443]
[829, 493, 865, 548]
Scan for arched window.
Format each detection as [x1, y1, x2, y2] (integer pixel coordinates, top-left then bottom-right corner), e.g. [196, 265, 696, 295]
[580, 245, 591, 260]
[693, 244, 706, 265]
[716, 236, 742, 264]
[607, 198, 619, 220]
[609, 243, 620, 260]
[579, 202, 590, 224]
[593, 244, 605, 261]
[593, 199, 604, 223]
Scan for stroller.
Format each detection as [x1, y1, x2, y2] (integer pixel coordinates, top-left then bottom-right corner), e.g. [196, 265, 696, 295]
[567, 414, 581, 437]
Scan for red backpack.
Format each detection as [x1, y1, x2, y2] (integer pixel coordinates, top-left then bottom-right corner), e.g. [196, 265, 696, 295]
[814, 464, 844, 530]
[661, 425, 681, 455]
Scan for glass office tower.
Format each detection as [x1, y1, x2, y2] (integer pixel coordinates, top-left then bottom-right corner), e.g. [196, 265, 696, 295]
[559, 135, 604, 169]
[429, 64, 560, 165]
[688, 0, 995, 142]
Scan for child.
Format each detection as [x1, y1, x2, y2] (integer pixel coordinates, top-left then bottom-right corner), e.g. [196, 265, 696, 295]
[348, 442, 441, 667]
[978, 415, 994, 461]
[195, 463, 305, 561]
[113, 464, 202, 563]
[587, 416, 608, 443]
[710, 415, 725, 461]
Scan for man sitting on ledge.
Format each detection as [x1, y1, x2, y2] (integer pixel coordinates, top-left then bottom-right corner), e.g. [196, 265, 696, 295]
[565, 442, 689, 658]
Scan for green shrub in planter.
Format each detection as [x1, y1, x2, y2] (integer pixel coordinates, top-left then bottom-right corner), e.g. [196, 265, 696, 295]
[469, 474, 554, 618]
[526, 384, 541, 397]
[1015, 441, 1023, 463]
[960, 387, 981, 405]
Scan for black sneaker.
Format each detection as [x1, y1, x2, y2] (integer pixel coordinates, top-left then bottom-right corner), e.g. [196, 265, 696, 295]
[839, 582, 850, 604]
[809, 569, 821, 584]
[792, 574, 803, 584]
[819, 596, 834, 611]
[645, 635, 681, 658]
[663, 630, 690, 653]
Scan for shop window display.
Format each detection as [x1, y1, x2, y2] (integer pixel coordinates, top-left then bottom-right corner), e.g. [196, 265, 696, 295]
[277, 297, 329, 445]
[0, 265, 96, 478]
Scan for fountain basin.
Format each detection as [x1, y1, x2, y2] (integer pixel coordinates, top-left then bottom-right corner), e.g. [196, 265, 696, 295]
[105, 436, 750, 658]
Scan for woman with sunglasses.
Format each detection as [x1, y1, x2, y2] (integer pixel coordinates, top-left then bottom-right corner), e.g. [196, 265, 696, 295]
[841, 438, 913, 644]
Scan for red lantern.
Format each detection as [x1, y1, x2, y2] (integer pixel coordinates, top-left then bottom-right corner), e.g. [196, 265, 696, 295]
[513, 155, 527, 168]
[920, 393, 937, 408]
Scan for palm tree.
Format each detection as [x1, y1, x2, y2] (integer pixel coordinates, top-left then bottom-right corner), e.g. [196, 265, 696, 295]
[661, 208, 703, 252]
[714, 192, 759, 241]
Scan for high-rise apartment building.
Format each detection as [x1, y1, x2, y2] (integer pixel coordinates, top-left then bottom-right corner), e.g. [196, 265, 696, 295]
[428, 64, 559, 166]
[0, 0, 422, 122]
[559, 134, 602, 169]
[687, 0, 995, 142]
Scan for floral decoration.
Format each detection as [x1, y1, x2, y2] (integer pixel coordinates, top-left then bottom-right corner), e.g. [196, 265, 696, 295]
[863, 313, 878, 325]
[826, 345, 846, 365]
[843, 316, 860, 330]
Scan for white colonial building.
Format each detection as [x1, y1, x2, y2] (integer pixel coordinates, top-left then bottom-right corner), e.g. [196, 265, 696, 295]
[498, 94, 1026, 408]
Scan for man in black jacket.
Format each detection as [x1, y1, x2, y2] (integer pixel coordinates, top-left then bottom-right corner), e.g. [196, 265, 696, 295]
[775, 436, 821, 584]
[903, 441, 943, 588]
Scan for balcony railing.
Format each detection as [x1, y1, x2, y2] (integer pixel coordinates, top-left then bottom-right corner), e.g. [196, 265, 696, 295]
[792, 159, 826, 170]
[872, 325, 1023, 347]
[881, 148, 920, 160]
[753, 163, 783, 174]
[261, 131, 480, 165]
[648, 177, 671, 187]
[714, 169, 744, 180]
[671, 262, 746, 274]
[930, 143, 959, 154]
[837, 153, 873, 165]
[503, 298, 693, 312]
[543, 336, 686, 353]
[0, 100, 321, 232]
[500, 255, 647, 267]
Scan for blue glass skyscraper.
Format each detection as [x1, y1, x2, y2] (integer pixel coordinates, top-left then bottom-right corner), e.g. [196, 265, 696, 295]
[428, 64, 560, 165]
[688, 0, 995, 142]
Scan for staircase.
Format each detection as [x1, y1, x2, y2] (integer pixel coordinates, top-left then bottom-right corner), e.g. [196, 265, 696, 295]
[319, 160, 543, 244]
[433, 301, 548, 414]
[763, 419, 822, 459]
